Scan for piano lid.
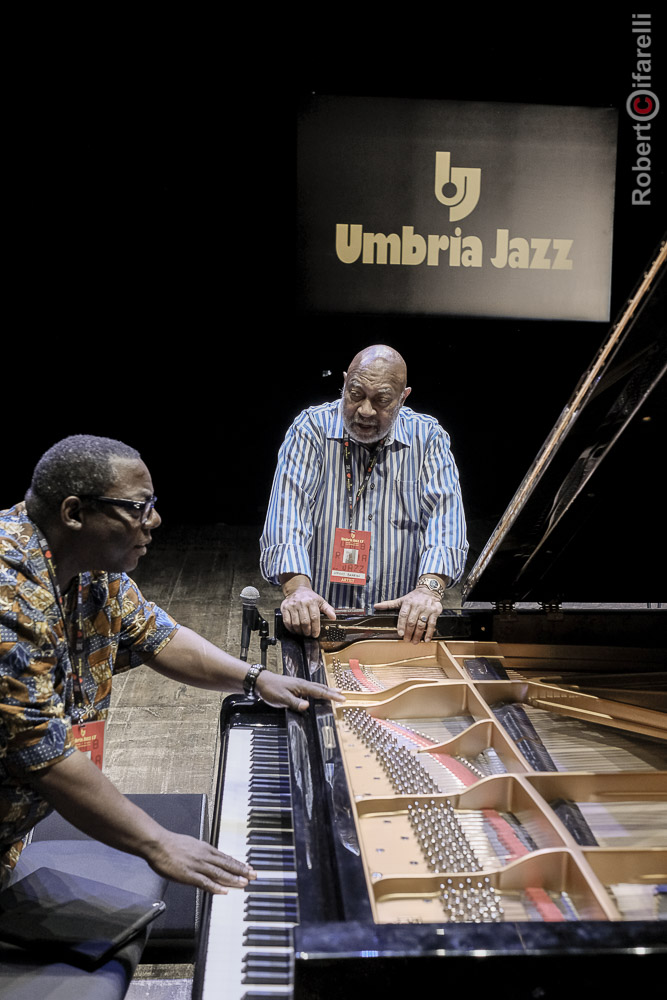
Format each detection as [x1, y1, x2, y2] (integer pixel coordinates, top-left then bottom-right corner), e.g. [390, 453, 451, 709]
[463, 236, 666, 605]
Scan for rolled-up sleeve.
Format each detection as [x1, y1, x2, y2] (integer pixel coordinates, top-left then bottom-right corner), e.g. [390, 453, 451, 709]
[418, 425, 469, 585]
[260, 410, 325, 585]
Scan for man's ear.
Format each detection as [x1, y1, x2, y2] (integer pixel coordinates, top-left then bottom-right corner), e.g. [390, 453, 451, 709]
[60, 496, 85, 530]
[402, 386, 412, 404]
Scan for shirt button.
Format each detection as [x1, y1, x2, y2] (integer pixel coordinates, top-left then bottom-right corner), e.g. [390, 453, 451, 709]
[368, 514, 373, 521]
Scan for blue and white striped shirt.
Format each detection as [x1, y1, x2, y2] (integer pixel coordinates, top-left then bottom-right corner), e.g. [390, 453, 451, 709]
[260, 402, 468, 613]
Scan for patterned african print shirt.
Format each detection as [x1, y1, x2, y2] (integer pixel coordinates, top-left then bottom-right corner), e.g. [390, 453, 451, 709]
[0, 502, 178, 868]
[260, 402, 468, 612]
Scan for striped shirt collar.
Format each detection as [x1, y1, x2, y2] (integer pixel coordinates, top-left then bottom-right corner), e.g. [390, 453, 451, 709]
[328, 399, 411, 447]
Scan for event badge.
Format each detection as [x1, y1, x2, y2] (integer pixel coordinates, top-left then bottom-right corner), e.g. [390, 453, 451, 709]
[71, 721, 105, 771]
[330, 527, 371, 585]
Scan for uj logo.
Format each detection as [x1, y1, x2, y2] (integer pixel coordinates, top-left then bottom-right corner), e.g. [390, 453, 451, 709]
[434, 152, 481, 221]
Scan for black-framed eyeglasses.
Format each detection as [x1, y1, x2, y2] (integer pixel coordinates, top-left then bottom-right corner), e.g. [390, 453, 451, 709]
[81, 495, 158, 525]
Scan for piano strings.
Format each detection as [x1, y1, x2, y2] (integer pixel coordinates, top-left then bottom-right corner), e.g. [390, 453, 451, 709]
[491, 701, 667, 773]
[606, 883, 667, 921]
[342, 708, 590, 923]
[344, 710, 551, 867]
[565, 801, 667, 849]
[331, 655, 449, 692]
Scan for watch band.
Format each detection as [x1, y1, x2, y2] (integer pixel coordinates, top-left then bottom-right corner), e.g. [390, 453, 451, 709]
[243, 663, 266, 700]
[416, 575, 446, 601]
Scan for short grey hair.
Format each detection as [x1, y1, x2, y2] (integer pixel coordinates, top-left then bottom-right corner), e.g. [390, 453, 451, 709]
[25, 435, 142, 525]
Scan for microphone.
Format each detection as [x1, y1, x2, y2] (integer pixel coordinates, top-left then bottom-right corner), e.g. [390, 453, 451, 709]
[239, 586, 260, 661]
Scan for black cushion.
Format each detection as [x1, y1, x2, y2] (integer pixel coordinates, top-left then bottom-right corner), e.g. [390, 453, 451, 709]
[0, 844, 166, 1000]
[0, 934, 146, 1000]
[30, 793, 208, 961]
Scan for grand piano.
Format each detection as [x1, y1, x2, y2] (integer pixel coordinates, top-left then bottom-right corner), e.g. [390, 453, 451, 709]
[193, 238, 666, 999]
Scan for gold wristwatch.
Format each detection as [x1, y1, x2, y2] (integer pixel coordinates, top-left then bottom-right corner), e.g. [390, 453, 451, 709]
[416, 575, 446, 601]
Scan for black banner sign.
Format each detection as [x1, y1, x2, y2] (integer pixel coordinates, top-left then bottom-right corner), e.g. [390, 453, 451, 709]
[297, 96, 618, 321]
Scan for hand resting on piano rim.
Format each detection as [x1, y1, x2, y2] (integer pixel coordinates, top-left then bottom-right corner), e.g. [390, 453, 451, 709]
[148, 625, 344, 714]
[280, 572, 449, 644]
[27, 626, 343, 895]
[375, 578, 448, 644]
[279, 574, 337, 639]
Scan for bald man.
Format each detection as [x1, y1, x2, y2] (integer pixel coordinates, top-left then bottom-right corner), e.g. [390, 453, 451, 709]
[260, 346, 468, 643]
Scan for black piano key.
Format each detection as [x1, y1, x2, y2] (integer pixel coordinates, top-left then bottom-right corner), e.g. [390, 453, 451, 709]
[245, 894, 297, 907]
[243, 953, 291, 969]
[249, 793, 292, 805]
[245, 900, 298, 919]
[249, 796, 293, 811]
[249, 765, 290, 777]
[243, 927, 292, 947]
[247, 829, 294, 846]
[243, 970, 292, 986]
[247, 846, 293, 858]
[242, 994, 290, 1000]
[245, 893, 296, 908]
[243, 965, 292, 982]
[249, 781, 292, 794]
[244, 909, 297, 923]
[248, 792, 292, 802]
[248, 809, 293, 829]
[244, 909, 298, 924]
[246, 878, 297, 894]
[247, 860, 295, 872]
[247, 848, 296, 869]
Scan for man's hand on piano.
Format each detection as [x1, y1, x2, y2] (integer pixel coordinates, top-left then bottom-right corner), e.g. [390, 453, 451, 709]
[280, 581, 336, 638]
[255, 670, 345, 712]
[374, 587, 443, 644]
[146, 830, 259, 894]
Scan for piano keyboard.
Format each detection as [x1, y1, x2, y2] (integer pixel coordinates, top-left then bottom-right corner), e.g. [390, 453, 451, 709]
[198, 724, 297, 1000]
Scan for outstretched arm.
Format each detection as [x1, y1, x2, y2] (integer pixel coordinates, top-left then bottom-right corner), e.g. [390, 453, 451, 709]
[29, 750, 256, 893]
[147, 624, 344, 711]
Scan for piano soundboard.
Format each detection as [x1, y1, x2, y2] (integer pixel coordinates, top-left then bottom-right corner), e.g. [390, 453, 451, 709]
[193, 634, 667, 1000]
[322, 638, 667, 927]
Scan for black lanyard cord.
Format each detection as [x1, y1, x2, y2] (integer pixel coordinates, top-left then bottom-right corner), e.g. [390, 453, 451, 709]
[342, 437, 385, 531]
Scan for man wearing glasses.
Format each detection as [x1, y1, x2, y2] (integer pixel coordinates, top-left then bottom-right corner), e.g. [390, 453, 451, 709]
[0, 435, 343, 894]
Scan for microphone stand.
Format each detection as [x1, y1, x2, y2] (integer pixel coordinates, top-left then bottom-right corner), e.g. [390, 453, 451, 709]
[239, 586, 277, 666]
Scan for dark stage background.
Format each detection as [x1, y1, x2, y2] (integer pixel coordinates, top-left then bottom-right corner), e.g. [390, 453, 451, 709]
[5, 14, 665, 541]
